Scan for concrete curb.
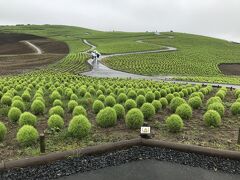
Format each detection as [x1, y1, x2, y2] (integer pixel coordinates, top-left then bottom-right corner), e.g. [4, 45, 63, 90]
[1, 138, 240, 171]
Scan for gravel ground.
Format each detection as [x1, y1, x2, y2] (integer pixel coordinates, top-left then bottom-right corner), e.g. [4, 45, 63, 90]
[1, 146, 240, 180]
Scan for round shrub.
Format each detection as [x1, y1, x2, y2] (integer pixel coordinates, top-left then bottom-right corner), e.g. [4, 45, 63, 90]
[16, 125, 39, 146]
[230, 102, 240, 115]
[203, 110, 221, 127]
[125, 108, 144, 129]
[170, 97, 186, 112]
[92, 100, 105, 114]
[136, 95, 146, 107]
[8, 107, 22, 122]
[49, 106, 64, 117]
[145, 92, 155, 103]
[160, 89, 167, 97]
[53, 99, 63, 107]
[50, 90, 61, 101]
[68, 100, 78, 112]
[140, 103, 155, 120]
[188, 96, 202, 109]
[127, 90, 137, 99]
[0, 122, 7, 142]
[166, 94, 174, 103]
[1, 95, 12, 106]
[68, 115, 91, 138]
[72, 106, 87, 117]
[11, 100, 25, 112]
[206, 96, 222, 107]
[21, 92, 31, 102]
[70, 93, 78, 101]
[117, 93, 127, 104]
[124, 99, 137, 111]
[48, 114, 64, 129]
[165, 114, 184, 132]
[152, 100, 162, 112]
[96, 107, 117, 128]
[19, 112, 37, 127]
[12, 96, 22, 101]
[207, 102, 225, 117]
[176, 103, 192, 120]
[113, 104, 125, 119]
[31, 100, 45, 115]
[105, 96, 116, 107]
[160, 98, 168, 108]
[97, 94, 105, 103]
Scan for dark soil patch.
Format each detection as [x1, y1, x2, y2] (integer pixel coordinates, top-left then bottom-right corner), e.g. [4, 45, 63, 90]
[219, 63, 240, 75]
[0, 33, 69, 74]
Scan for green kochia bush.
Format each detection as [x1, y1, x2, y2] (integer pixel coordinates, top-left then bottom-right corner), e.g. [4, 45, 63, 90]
[11, 100, 25, 112]
[0, 122, 7, 142]
[8, 107, 22, 122]
[96, 107, 117, 128]
[16, 125, 39, 146]
[140, 103, 155, 120]
[127, 90, 137, 99]
[105, 96, 116, 107]
[136, 95, 146, 107]
[165, 114, 184, 132]
[166, 94, 174, 103]
[68, 100, 78, 112]
[207, 102, 225, 117]
[170, 97, 186, 112]
[21, 91, 31, 102]
[125, 108, 144, 129]
[176, 103, 192, 120]
[152, 100, 162, 112]
[31, 100, 45, 115]
[92, 100, 105, 114]
[49, 106, 64, 117]
[68, 115, 91, 138]
[50, 90, 61, 101]
[117, 93, 127, 104]
[203, 110, 221, 127]
[19, 112, 37, 127]
[48, 114, 64, 129]
[72, 106, 87, 117]
[188, 96, 202, 109]
[206, 96, 222, 107]
[124, 99, 137, 111]
[53, 99, 63, 107]
[113, 104, 125, 119]
[230, 102, 240, 115]
[145, 91, 155, 103]
[160, 98, 168, 108]
[1, 95, 12, 106]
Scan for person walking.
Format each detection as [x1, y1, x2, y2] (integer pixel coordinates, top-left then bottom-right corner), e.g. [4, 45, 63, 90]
[91, 51, 97, 61]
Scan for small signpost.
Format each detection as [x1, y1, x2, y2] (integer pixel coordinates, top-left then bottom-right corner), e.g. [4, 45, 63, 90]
[140, 122, 151, 139]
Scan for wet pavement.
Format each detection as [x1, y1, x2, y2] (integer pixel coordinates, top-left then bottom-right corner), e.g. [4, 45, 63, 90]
[59, 159, 240, 180]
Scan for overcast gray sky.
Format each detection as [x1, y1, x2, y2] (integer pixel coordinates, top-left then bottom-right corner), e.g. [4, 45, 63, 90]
[0, 0, 240, 42]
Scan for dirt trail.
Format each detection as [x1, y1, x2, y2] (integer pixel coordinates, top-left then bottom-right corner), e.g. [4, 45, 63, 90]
[21, 41, 43, 54]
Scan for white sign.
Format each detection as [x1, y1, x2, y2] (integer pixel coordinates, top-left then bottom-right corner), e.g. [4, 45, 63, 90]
[141, 127, 151, 134]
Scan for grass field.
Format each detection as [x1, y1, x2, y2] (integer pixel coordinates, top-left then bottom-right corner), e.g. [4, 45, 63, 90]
[103, 32, 240, 76]
[0, 25, 240, 161]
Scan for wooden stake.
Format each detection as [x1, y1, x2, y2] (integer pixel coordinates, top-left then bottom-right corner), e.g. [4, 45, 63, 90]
[40, 133, 45, 153]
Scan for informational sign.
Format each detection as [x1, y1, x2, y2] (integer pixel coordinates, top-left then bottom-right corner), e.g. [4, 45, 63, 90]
[141, 126, 151, 134]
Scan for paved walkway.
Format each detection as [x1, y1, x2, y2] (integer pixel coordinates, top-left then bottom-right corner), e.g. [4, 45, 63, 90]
[59, 159, 240, 180]
[81, 40, 240, 89]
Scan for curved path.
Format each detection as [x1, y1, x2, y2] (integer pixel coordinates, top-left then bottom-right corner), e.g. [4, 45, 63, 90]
[21, 40, 43, 54]
[0, 40, 43, 57]
[81, 40, 240, 89]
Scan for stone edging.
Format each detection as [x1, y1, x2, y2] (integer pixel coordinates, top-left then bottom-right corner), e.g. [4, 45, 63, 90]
[1, 138, 240, 171]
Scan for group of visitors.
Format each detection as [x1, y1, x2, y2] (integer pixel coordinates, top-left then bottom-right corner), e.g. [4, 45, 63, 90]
[91, 50, 101, 61]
